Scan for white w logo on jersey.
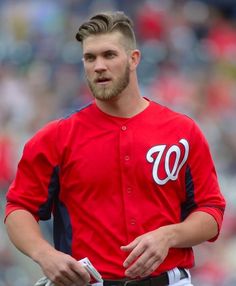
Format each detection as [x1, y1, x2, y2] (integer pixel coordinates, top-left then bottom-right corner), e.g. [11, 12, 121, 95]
[146, 139, 189, 185]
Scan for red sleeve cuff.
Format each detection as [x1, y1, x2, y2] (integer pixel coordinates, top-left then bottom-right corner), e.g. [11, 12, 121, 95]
[4, 202, 39, 223]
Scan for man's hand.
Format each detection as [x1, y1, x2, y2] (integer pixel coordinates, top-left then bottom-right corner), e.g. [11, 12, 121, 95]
[120, 228, 171, 278]
[36, 249, 91, 286]
[121, 212, 219, 278]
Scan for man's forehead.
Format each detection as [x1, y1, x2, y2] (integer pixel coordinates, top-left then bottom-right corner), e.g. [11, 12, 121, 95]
[82, 32, 124, 53]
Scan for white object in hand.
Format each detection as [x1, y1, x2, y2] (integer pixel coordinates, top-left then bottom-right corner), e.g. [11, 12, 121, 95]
[79, 257, 103, 282]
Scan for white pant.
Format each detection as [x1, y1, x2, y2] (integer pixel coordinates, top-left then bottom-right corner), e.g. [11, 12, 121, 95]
[167, 268, 193, 286]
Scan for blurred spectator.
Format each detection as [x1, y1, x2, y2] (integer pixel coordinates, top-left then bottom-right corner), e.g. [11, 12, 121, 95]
[135, 1, 167, 42]
[0, 133, 16, 190]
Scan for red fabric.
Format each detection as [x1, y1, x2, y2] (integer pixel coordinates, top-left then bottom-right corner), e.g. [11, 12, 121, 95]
[5, 100, 225, 278]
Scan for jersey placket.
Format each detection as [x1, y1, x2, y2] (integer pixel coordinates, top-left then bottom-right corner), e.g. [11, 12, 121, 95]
[119, 124, 140, 241]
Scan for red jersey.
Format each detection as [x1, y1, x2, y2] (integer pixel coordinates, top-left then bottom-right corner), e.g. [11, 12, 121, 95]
[5, 100, 225, 278]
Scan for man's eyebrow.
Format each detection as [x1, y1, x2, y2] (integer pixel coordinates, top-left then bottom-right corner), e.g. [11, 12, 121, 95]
[103, 49, 118, 54]
[83, 49, 118, 56]
[83, 52, 94, 57]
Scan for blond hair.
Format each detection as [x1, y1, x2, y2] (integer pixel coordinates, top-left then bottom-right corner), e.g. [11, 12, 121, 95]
[75, 11, 136, 50]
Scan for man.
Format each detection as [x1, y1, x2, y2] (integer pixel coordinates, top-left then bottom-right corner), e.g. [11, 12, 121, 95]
[5, 11, 225, 286]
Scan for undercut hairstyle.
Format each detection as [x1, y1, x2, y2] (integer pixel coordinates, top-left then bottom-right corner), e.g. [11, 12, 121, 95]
[75, 11, 137, 50]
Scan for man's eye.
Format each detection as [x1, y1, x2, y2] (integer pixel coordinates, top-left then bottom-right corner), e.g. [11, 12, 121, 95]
[84, 55, 95, 62]
[105, 52, 116, 59]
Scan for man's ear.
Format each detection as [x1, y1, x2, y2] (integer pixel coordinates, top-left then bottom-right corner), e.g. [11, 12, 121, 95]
[129, 49, 141, 71]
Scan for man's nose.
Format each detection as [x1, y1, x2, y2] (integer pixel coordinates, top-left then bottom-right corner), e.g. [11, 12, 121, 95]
[94, 57, 107, 73]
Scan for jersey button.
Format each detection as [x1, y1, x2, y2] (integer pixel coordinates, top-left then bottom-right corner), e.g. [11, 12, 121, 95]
[121, 125, 127, 131]
[130, 219, 136, 225]
[127, 187, 132, 194]
[125, 155, 130, 161]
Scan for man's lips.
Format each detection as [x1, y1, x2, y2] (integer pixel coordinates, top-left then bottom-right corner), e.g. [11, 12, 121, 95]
[95, 77, 111, 84]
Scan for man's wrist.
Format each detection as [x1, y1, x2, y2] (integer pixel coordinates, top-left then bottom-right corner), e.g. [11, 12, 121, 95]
[158, 224, 179, 248]
[31, 242, 55, 264]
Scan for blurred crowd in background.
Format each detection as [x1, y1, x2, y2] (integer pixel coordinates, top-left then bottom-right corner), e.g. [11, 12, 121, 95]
[0, 0, 236, 285]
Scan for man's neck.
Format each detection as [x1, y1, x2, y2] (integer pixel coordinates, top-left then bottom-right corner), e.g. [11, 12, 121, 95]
[95, 92, 149, 118]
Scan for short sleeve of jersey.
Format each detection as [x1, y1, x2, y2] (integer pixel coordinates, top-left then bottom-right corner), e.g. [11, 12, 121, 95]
[186, 120, 226, 241]
[5, 119, 61, 221]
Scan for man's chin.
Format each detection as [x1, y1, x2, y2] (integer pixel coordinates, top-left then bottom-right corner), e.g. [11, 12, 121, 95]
[94, 93, 118, 101]
[92, 89, 120, 101]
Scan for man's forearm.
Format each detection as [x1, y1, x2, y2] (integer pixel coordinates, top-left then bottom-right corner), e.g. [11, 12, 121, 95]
[164, 211, 218, 248]
[5, 209, 91, 284]
[5, 209, 55, 263]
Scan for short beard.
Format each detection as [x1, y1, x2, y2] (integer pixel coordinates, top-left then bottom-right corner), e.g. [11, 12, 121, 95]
[87, 63, 130, 101]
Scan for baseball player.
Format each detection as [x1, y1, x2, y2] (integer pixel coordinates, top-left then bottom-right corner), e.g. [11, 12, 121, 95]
[5, 11, 225, 286]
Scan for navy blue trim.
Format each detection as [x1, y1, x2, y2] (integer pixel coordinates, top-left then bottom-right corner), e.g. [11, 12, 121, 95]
[197, 205, 225, 212]
[53, 199, 72, 255]
[38, 166, 72, 255]
[181, 165, 197, 221]
[38, 166, 60, 220]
